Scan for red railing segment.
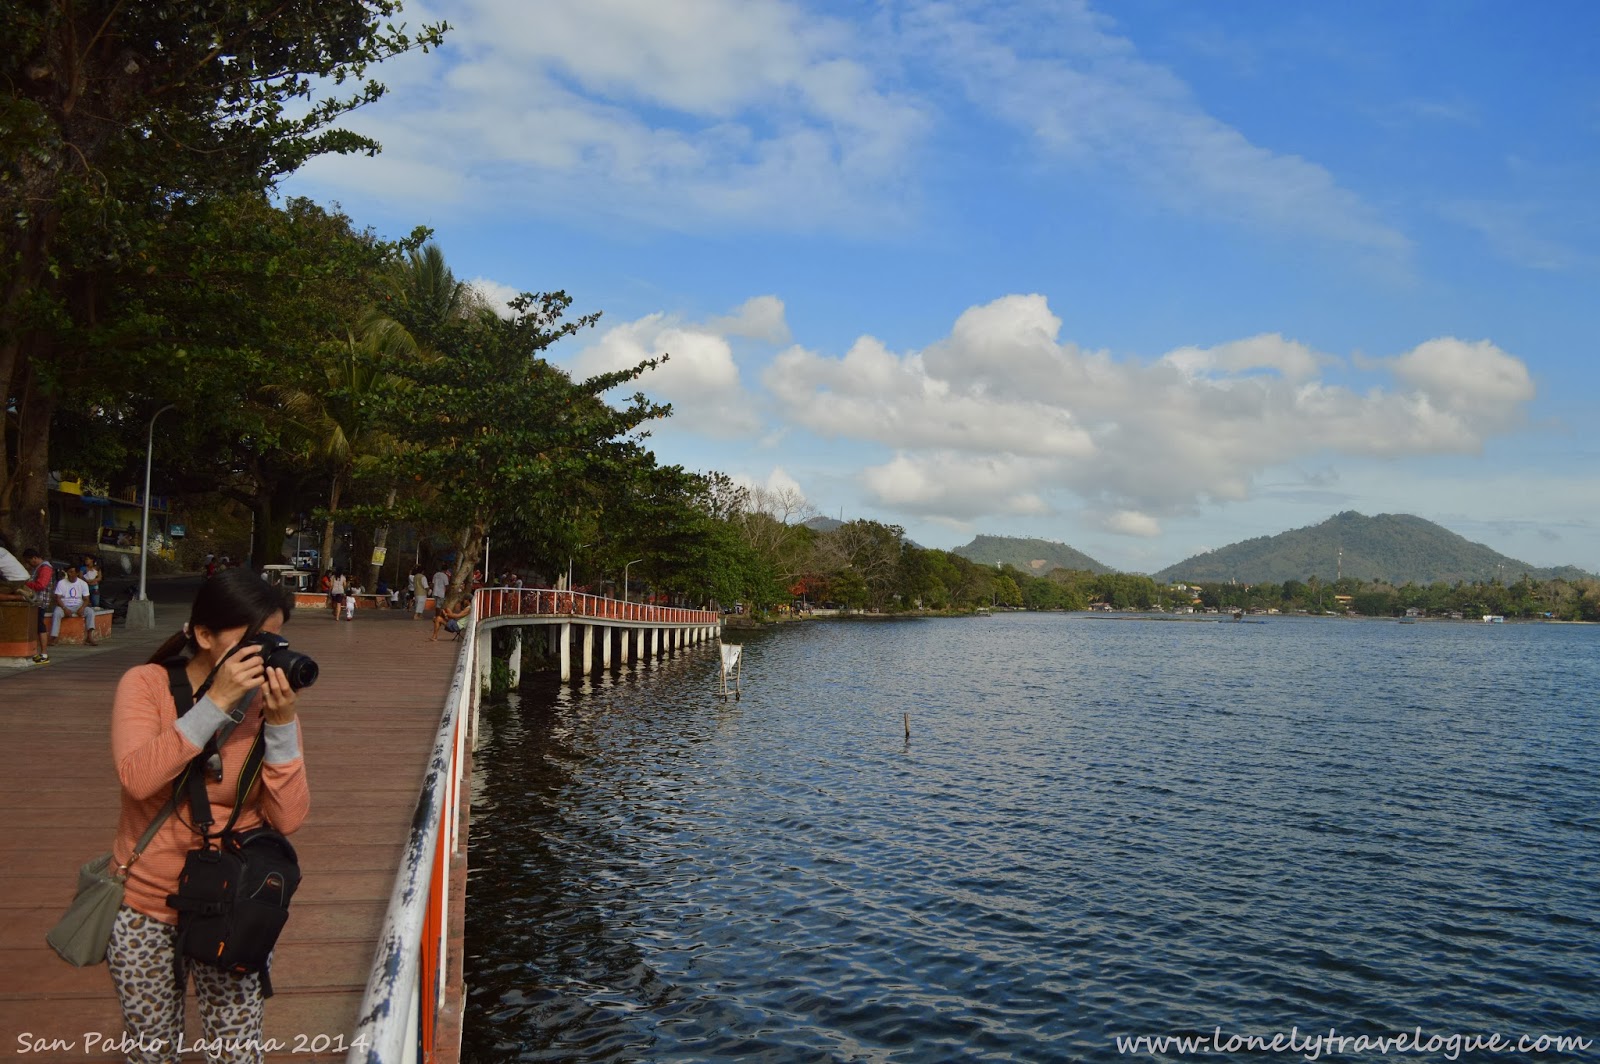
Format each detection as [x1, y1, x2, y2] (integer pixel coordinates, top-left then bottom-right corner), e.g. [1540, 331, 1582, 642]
[472, 587, 718, 626]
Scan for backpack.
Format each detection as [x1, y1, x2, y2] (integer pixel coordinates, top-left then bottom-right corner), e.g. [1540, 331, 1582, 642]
[168, 827, 300, 992]
[161, 661, 302, 995]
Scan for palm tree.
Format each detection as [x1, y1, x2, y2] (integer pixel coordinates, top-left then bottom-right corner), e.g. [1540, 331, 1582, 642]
[386, 244, 467, 347]
[270, 315, 417, 574]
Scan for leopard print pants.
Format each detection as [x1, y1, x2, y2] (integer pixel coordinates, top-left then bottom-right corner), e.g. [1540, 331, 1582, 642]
[107, 906, 265, 1064]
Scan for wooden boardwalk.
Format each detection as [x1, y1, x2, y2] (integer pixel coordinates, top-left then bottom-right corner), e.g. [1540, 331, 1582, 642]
[0, 607, 460, 1062]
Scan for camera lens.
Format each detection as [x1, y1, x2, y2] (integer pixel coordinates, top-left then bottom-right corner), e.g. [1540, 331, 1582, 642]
[265, 647, 319, 690]
[247, 633, 319, 691]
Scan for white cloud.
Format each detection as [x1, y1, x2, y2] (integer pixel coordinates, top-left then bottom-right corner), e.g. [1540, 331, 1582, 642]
[294, 0, 927, 229]
[708, 296, 792, 344]
[767, 323, 1098, 458]
[1162, 334, 1322, 383]
[764, 293, 1536, 534]
[565, 299, 778, 436]
[1390, 338, 1535, 421]
[466, 277, 521, 318]
[861, 453, 1051, 519]
[731, 466, 806, 499]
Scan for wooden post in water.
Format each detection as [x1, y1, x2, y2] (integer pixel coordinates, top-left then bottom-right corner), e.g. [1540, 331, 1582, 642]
[904, 712, 910, 741]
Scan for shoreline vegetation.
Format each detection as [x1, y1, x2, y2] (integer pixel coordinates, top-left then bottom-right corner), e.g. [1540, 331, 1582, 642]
[721, 549, 1600, 624]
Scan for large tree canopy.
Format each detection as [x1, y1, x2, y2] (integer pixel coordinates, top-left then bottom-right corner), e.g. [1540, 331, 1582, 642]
[1, 0, 444, 545]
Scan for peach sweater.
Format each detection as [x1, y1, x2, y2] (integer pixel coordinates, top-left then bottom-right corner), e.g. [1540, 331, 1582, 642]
[111, 663, 310, 922]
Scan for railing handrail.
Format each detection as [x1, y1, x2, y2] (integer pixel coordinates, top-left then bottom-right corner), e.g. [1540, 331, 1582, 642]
[346, 605, 477, 1064]
[473, 585, 718, 626]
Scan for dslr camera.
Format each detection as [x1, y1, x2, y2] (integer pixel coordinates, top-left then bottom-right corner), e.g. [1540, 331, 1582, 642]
[242, 632, 319, 691]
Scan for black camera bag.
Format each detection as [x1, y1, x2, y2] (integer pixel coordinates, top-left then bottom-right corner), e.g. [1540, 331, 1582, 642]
[162, 659, 302, 996]
[169, 826, 300, 991]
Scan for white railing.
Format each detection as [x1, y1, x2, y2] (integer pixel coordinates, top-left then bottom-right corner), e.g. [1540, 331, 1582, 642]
[346, 606, 477, 1063]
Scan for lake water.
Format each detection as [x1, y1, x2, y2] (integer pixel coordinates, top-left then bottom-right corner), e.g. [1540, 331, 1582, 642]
[460, 614, 1599, 1062]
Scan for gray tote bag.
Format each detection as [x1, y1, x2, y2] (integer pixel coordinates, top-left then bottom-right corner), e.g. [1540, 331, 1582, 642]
[46, 800, 175, 966]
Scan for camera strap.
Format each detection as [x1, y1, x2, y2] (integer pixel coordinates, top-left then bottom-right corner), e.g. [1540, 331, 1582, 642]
[165, 658, 264, 843]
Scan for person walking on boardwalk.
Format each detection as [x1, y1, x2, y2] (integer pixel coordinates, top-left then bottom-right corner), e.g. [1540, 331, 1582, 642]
[328, 569, 347, 621]
[430, 566, 448, 612]
[410, 566, 429, 621]
[105, 568, 310, 1063]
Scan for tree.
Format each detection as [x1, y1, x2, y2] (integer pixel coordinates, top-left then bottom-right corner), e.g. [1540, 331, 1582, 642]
[2, 1, 444, 547]
[271, 316, 416, 572]
[372, 287, 669, 604]
[817, 520, 904, 611]
[61, 194, 408, 567]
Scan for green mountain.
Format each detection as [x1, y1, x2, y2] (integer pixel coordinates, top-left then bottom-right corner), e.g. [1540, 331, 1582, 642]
[953, 535, 1112, 575]
[1154, 511, 1591, 585]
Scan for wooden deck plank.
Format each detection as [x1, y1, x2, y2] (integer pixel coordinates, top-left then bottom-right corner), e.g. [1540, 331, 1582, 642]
[0, 607, 461, 1061]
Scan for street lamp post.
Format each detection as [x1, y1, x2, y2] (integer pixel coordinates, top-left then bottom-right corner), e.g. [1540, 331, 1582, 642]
[566, 544, 589, 596]
[623, 558, 643, 603]
[130, 404, 176, 629]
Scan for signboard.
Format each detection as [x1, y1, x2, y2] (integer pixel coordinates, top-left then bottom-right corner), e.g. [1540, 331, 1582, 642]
[370, 546, 387, 567]
[169, 524, 187, 538]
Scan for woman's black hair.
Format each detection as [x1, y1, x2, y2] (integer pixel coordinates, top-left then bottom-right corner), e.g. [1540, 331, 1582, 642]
[147, 566, 296, 664]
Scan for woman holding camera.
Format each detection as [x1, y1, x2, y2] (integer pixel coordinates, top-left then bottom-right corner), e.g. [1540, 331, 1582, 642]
[107, 567, 310, 1062]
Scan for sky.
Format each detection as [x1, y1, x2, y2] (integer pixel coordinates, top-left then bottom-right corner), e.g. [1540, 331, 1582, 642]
[282, 0, 1600, 575]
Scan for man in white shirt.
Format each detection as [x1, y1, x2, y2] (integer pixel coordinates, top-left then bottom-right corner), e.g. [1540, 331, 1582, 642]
[431, 567, 448, 606]
[51, 564, 98, 645]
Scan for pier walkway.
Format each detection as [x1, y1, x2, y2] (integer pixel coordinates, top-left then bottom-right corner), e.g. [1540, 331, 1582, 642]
[0, 589, 720, 1063]
[0, 608, 460, 1062]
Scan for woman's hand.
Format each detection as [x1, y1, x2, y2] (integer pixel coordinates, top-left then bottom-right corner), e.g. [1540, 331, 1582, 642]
[205, 642, 266, 709]
[261, 666, 298, 725]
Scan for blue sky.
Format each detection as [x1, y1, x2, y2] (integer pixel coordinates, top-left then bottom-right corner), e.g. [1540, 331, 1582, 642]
[283, 0, 1600, 574]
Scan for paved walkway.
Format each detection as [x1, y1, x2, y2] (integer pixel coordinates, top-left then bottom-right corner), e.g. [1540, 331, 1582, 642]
[0, 605, 460, 1062]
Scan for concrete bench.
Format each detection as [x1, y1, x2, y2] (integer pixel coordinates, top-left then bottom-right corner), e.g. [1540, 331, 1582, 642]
[55, 608, 113, 645]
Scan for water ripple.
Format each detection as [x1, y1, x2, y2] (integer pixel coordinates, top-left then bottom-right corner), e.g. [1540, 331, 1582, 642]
[463, 616, 1600, 1062]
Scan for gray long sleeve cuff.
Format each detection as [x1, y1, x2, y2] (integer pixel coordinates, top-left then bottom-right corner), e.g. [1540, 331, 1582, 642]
[264, 721, 302, 764]
[173, 695, 234, 749]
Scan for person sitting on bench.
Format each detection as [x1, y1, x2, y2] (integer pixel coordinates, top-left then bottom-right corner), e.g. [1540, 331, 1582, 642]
[51, 564, 98, 646]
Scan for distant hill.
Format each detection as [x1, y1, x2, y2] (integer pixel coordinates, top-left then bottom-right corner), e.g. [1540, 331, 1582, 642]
[954, 535, 1112, 575]
[1155, 512, 1592, 585]
[803, 516, 844, 533]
